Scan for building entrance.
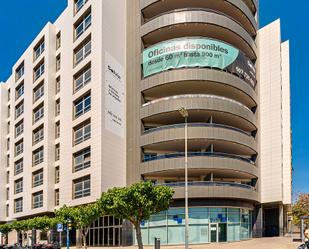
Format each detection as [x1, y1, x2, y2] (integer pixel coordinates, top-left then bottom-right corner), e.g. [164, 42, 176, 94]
[210, 224, 218, 242]
[263, 208, 279, 237]
[86, 216, 123, 247]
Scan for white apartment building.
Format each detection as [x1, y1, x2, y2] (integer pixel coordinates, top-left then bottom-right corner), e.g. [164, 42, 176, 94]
[0, 0, 292, 247]
[0, 0, 126, 226]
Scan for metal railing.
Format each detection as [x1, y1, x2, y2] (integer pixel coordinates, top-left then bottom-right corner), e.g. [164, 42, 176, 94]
[143, 8, 253, 34]
[143, 151, 255, 165]
[143, 122, 251, 136]
[159, 181, 256, 190]
[142, 94, 252, 112]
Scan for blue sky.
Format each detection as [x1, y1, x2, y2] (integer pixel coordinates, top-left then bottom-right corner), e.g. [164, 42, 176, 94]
[0, 1, 308, 197]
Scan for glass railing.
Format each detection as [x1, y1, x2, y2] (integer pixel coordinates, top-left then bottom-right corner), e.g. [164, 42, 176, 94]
[158, 181, 256, 190]
[143, 8, 252, 34]
[143, 151, 255, 165]
[142, 94, 252, 112]
[143, 123, 251, 136]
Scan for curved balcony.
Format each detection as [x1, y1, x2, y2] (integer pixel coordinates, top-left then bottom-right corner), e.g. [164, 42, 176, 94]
[141, 123, 257, 154]
[141, 152, 258, 178]
[141, 94, 257, 131]
[141, 8, 257, 60]
[140, 0, 257, 37]
[243, 0, 258, 14]
[141, 68, 257, 109]
[162, 181, 259, 202]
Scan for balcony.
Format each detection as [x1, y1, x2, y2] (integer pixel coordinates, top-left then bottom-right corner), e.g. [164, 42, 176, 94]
[141, 0, 257, 37]
[160, 181, 259, 202]
[141, 69, 257, 109]
[141, 8, 257, 60]
[141, 94, 257, 132]
[141, 151, 258, 179]
[141, 123, 257, 157]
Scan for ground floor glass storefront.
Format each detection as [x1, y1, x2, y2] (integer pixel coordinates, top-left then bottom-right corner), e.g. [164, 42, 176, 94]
[139, 207, 252, 245]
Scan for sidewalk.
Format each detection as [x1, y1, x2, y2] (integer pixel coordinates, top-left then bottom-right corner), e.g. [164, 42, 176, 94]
[76, 237, 300, 249]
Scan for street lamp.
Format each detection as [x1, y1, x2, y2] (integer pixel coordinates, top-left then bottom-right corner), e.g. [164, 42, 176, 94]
[178, 107, 189, 249]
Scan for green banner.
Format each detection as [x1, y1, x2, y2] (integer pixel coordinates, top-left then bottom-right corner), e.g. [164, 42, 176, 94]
[143, 38, 240, 78]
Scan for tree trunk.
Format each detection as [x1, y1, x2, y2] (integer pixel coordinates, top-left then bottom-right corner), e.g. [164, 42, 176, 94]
[135, 224, 143, 249]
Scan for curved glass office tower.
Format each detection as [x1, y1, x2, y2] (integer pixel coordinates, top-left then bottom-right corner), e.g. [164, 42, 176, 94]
[127, 0, 260, 244]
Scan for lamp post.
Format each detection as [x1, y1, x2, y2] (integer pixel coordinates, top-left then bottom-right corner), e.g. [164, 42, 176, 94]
[178, 107, 189, 249]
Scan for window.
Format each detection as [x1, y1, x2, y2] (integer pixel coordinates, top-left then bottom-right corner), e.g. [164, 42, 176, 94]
[8, 89, 11, 101]
[15, 140, 24, 156]
[74, 121, 91, 145]
[74, 39, 91, 65]
[15, 101, 24, 119]
[6, 171, 10, 184]
[55, 99, 60, 116]
[33, 146, 44, 166]
[56, 32, 61, 49]
[7, 138, 10, 151]
[14, 159, 23, 175]
[74, 93, 91, 118]
[14, 178, 23, 194]
[33, 82, 44, 102]
[15, 63, 24, 82]
[74, 64, 91, 91]
[56, 54, 61, 71]
[55, 189, 60, 206]
[55, 144, 60, 161]
[15, 82, 24, 100]
[8, 105, 10, 118]
[32, 169, 43, 187]
[6, 188, 9, 201]
[33, 125, 44, 145]
[15, 120, 24, 138]
[33, 104, 44, 123]
[75, 12, 91, 39]
[32, 191, 43, 209]
[73, 175, 90, 199]
[6, 205, 9, 217]
[55, 167, 60, 183]
[7, 155, 10, 168]
[73, 147, 91, 172]
[55, 122, 60, 138]
[34, 62, 45, 81]
[14, 198, 23, 213]
[56, 76, 61, 93]
[75, 0, 88, 14]
[7, 122, 10, 134]
[34, 40, 45, 61]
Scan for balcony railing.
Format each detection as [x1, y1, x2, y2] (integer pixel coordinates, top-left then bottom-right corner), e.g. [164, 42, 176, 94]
[144, 123, 251, 137]
[142, 94, 252, 112]
[159, 181, 256, 190]
[143, 8, 252, 34]
[143, 151, 255, 165]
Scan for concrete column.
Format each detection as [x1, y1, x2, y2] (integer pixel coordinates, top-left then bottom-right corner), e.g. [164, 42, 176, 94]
[279, 204, 284, 236]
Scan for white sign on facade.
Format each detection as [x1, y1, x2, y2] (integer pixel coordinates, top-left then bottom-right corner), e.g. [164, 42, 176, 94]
[105, 52, 125, 138]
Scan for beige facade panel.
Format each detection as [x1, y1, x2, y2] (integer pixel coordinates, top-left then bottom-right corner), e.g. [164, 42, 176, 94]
[141, 69, 257, 107]
[140, 9, 257, 59]
[173, 184, 259, 202]
[140, 0, 258, 35]
[141, 156, 258, 178]
[141, 125, 257, 153]
[141, 96, 257, 129]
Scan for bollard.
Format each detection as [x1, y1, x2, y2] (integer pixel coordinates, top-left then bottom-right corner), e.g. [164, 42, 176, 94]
[154, 237, 160, 249]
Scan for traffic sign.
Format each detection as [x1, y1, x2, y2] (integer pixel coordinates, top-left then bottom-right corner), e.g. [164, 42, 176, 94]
[57, 223, 63, 232]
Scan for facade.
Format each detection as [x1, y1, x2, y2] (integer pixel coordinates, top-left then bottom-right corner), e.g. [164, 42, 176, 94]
[0, 0, 291, 247]
[127, 0, 292, 245]
[0, 0, 126, 246]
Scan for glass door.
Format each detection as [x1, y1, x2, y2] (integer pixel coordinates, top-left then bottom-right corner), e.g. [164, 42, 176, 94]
[210, 223, 218, 243]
